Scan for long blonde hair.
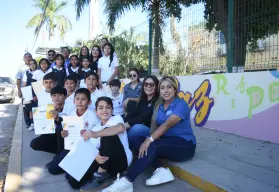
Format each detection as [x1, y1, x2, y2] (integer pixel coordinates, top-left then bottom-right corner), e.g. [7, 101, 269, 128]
[150, 76, 178, 133]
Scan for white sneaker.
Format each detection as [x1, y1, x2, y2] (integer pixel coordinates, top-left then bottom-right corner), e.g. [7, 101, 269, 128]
[28, 124, 34, 132]
[102, 177, 133, 192]
[146, 167, 174, 186]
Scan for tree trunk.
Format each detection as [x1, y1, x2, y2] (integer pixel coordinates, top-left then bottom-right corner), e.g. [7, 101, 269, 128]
[152, 1, 160, 76]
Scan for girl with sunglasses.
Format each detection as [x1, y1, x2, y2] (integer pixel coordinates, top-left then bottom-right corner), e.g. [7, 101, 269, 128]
[123, 68, 142, 112]
[124, 75, 159, 131]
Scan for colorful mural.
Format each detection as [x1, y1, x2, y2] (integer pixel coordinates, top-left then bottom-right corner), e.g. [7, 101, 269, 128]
[176, 71, 279, 144]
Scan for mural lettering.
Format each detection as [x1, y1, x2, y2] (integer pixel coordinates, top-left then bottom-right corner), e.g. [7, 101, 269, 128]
[236, 76, 246, 94]
[177, 79, 214, 127]
[231, 99, 236, 108]
[213, 74, 230, 95]
[246, 86, 264, 118]
[269, 81, 279, 102]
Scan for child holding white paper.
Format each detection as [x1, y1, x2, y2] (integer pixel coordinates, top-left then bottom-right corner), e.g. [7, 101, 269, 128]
[22, 59, 38, 130]
[70, 97, 132, 191]
[47, 88, 99, 176]
[85, 72, 105, 110]
[30, 86, 68, 153]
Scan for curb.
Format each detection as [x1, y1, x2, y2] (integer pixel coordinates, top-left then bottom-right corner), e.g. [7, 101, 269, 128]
[4, 105, 23, 192]
[163, 160, 227, 192]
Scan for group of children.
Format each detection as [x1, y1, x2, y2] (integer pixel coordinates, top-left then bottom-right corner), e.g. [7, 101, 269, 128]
[17, 43, 197, 192]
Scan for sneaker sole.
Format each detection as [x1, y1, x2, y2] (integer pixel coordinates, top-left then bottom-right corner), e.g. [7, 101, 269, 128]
[146, 176, 174, 186]
[80, 180, 113, 192]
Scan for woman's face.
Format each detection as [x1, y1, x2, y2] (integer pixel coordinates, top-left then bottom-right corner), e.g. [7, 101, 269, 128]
[81, 47, 88, 56]
[92, 47, 100, 57]
[96, 100, 113, 121]
[129, 70, 138, 83]
[104, 45, 111, 56]
[82, 59, 90, 68]
[144, 78, 156, 97]
[40, 60, 49, 71]
[29, 61, 37, 71]
[160, 80, 176, 102]
[55, 57, 64, 67]
[70, 57, 78, 67]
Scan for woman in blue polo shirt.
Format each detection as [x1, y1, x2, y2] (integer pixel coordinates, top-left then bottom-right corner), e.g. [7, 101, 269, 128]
[123, 68, 142, 112]
[102, 76, 196, 192]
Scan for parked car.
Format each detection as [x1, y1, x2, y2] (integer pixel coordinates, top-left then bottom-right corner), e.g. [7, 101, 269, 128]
[0, 77, 16, 103]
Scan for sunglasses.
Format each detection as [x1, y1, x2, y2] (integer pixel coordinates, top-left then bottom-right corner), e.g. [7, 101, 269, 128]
[144, 82, 155, 88]
[129, 74, 137, 78]
[48, 54, 55, 56]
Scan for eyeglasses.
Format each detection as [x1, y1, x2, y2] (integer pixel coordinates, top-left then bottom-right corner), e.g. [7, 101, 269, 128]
[48, 54, 55, 56]
[129, 74, 137, 78]
[144, 82, 155, 88]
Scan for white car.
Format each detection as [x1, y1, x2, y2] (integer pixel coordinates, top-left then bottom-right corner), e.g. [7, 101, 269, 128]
[0, 77, 16, 103]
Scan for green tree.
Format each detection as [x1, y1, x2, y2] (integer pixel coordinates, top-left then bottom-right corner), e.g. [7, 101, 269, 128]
[185, 0, 279, 68]
[74, 0, 190, 75]
[26, 0, 72, 42]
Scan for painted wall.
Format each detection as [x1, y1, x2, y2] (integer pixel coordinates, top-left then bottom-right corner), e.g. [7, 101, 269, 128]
[175, 71, 279, 144]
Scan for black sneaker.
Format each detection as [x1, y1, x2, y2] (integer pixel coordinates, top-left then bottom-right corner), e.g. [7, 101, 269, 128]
[80, 172, 113, 192]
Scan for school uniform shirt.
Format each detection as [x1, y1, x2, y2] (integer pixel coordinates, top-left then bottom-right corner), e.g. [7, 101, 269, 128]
[123, 82, 142, 101]
[69, 108, 99, 131]
[98, 55, 119, 82]
[52, 66, 66, 87]
[66, 66, 79, 76]
[32, 68, 53, 82]
[22, 69, 37, 86]
[64, 58, 70, 69]
[79, 68, 91, 88]
[95, 115, 132, 166]
[89, 88, 106, 110]
[65, 92, 76, 114]
[107, 93, 124, 116]
[15, 64, 29, 87]
[37, 88, 53, 107]
[156, 97, 196, 144]
[90, 59, 98, 73]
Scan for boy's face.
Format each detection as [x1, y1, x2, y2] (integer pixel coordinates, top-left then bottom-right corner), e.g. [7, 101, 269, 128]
[85, 75, 98, 89]
[110, 85, 120, 95]
[51, 93, 66, 105]
[64, 80, 76, 93]
[74, 93, 91, 111]
[43, 80, 56, 92]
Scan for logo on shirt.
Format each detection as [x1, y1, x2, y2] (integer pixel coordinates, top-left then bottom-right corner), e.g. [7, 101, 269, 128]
[166, 110, 172, 116]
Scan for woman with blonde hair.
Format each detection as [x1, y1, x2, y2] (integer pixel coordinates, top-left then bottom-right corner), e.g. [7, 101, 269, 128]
[102, 76, 196, 192]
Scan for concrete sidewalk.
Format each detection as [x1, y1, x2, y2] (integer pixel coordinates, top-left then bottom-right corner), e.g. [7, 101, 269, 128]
[4, 106, 199, 192]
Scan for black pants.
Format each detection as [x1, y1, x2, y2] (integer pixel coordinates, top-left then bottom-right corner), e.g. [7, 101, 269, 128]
[30, 134, 57, 154]
[66, 135, 128, 189]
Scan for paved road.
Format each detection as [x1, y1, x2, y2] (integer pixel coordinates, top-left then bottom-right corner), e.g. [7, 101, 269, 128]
[0, 100, 19, 191]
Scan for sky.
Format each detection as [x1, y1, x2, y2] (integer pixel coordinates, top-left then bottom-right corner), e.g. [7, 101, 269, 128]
[0, 0, 204, 79]
[0, 0, 148, 78]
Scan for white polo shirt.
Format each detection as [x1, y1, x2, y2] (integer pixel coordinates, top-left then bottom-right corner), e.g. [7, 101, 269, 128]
[32, 68, 53, 81]
[15, 64, 29, 87]
[98, 55, 119, 82]
[69, 108, 100, 131]
[37, 88, 53, 107]
[107, 93, 124, 116]
[95, 115, 132, 166]
[22, 69, 37, 83]
[65, 92, 76, 114]
[89, 88, 106, 110]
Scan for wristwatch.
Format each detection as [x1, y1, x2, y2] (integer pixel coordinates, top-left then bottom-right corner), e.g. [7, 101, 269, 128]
[147, 136, 154, 142]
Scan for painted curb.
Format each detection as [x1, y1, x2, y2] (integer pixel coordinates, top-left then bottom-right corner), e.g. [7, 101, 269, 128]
[163, 160, 228, 192]
[4, 105, 23, 192]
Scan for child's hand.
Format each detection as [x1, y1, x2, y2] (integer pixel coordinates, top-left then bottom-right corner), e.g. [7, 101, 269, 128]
[123, 98, 130, 108]
[61, 130, 69, 138]
[98, 81, 103, 89]
[80, 129, 86, 136]
[95, 153, 109, 164]
[50, 110, 59, 121]
[82, 130, 92, 141]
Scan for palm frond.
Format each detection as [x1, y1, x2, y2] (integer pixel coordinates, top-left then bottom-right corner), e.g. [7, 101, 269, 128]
[75, 0, 91, 19]
[55, 1, 68, 12]
[26, 14, 42, 28]
[56, 15, 72, 39]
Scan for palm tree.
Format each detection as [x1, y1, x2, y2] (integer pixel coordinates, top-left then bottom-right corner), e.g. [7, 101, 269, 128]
[74, 0, 189, 75]
[26, 0, 72, 44]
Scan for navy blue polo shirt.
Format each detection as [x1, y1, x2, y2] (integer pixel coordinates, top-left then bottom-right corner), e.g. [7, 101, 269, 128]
[123, 81, 142, 101]
[156, 97, 196, 144]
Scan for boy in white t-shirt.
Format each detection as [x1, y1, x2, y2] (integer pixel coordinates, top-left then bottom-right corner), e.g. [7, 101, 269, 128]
[47, 88, 100, 176]
[108, 79, 124, 116]
[79, 96, 132, 191]
[64, 74, 78, 113]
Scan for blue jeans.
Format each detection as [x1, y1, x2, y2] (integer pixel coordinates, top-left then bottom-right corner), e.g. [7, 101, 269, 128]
[126, 124, 196, 182]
